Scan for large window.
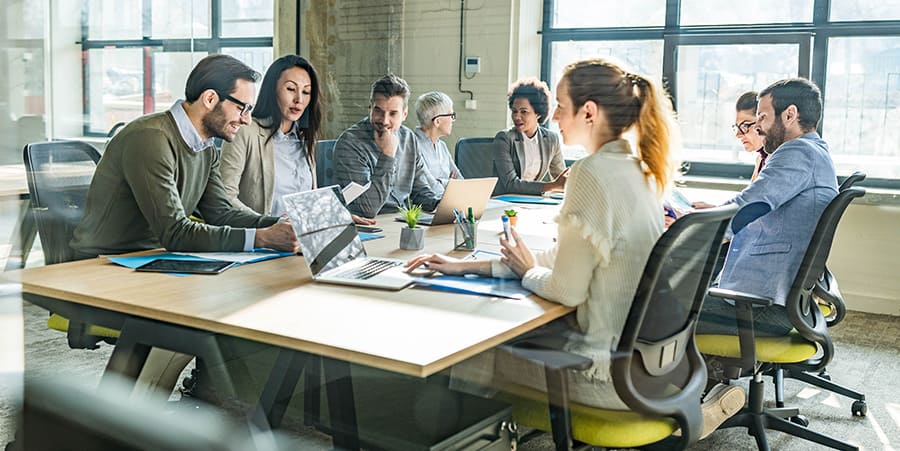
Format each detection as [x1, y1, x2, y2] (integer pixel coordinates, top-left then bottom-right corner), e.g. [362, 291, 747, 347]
[542, 0, 900, 185]
[81, 0, 273, 136]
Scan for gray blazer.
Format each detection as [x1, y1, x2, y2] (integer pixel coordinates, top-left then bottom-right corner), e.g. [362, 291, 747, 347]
[492, 126, 565, 195]
[719, 132, 838, 306]
[220, 118, 317, 215]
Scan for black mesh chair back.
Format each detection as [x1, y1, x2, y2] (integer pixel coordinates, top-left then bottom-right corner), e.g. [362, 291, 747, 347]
[454, 137, 496, 179]
[611, 203, 738, 446]
[315, 139, 337, 188]
[784, 188, 864, 371]
[838, 171, 866, 192]
[23, 140, 101, 265]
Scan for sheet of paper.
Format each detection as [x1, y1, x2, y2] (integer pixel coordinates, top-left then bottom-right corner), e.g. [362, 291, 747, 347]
[342, 181, 370, 204]
[412, 275, 531, 299]
[172, 250, 293, 264]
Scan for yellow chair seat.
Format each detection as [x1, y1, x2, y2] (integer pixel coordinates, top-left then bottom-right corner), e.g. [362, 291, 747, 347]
[696, 330, 817, 363]
[496, 384, 677, 448]
[47, 314, 121, 339]
[817, 302, 834, 318]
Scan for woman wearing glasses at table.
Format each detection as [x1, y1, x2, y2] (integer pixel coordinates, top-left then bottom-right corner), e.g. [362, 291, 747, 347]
[413, 91, 463, 196]
[220, 54, 375, 225]
[492, 78, 569, 195]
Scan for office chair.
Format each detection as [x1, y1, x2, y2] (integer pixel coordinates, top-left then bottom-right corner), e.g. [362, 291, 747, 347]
[495, 204, 739, 451]
[454, 137, 496, 179]
[23, 140, 119, 349]
[315, 139, 337, 188]
[695, 188, 865, 451]
[765, 172, 869, 421]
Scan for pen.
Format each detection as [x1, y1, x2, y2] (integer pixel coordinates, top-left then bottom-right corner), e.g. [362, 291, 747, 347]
[501, 215, 511, 241]
[467, 206, 475, 224]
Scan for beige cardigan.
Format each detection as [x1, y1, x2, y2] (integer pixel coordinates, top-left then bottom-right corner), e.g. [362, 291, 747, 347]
[220, 118, 317, 215]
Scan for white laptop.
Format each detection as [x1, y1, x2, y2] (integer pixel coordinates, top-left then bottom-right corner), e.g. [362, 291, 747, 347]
[402, 177, 498, 226]
[282, 188, 414, 290]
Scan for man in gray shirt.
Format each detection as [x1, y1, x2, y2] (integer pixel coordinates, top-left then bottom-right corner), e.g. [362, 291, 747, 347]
[334, 74, 440, 218]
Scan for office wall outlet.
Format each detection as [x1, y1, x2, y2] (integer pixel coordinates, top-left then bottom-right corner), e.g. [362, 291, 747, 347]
[465, 99, 477, 110]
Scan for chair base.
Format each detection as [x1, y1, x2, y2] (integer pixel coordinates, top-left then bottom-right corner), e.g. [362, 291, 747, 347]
[720, 377, 857, 451]
[775, 366, 867, 417]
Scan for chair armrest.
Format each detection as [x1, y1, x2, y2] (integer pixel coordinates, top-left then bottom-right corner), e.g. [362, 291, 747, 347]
[501, 341, 593, 372]
[708, 287, 773, 307]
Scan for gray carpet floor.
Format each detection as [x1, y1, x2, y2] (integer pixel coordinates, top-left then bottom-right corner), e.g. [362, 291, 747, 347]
[4, 299, 898, 450]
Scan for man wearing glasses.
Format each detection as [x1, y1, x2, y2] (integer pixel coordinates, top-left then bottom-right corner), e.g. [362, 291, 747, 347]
[333, 74, 440, 218]
[72, 54, 299, 259]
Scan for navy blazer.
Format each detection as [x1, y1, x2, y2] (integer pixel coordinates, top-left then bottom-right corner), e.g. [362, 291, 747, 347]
[492, 126, 565, 195]
[718, 132, 838, 306]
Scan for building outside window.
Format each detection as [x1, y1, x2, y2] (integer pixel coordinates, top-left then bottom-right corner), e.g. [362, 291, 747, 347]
[542, 0, 900, 185]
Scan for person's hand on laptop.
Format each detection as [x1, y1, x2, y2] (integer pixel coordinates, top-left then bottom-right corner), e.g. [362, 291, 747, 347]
[255, 221, 300, 253]
[405, 254, 491, 277]
[352, 214, 376, 225]
[373, 122, 399, 158]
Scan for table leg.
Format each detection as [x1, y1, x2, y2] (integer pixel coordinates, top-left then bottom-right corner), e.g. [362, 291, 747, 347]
[253, 349, 309, 430]
[5, 197, 36, 271]
[323, 357, 359, 451]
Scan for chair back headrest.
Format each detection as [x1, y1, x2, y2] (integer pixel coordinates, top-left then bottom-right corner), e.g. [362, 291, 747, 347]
[611, 203, 738, 445]
[315, 139, 337, 188]
[454, 137, 495, 179]
[838, 171, 866, 191]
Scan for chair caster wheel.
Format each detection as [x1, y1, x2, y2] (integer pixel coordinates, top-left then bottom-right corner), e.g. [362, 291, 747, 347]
[852, 400, 867, 417]
[789, 415, 809, 427]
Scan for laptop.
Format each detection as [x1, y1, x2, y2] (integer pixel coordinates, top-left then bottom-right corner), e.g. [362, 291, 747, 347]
[282, 187, 414, 290]
[405, 177, 498, 226]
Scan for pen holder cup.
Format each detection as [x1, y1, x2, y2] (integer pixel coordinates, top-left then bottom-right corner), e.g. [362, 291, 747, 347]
[453, 221, 478, 251]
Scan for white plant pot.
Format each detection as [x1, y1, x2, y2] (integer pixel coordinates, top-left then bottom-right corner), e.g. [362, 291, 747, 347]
[399, 226, 424, 250]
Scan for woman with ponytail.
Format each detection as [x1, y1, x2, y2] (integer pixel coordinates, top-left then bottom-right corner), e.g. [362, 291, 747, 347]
[406, 58, 679, 409]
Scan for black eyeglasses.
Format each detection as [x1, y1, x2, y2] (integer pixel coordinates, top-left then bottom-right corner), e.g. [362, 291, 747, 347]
[432, 112, 456, 122]
[217, 91, 254, 116]
[731, 120, 756, 135]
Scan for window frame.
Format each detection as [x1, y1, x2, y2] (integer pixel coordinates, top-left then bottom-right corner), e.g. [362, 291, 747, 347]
[541, 0, 900, 189]
[80, 0, 273, 137]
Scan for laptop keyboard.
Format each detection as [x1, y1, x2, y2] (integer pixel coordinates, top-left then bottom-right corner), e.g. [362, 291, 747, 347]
[334, 259, 403, 280]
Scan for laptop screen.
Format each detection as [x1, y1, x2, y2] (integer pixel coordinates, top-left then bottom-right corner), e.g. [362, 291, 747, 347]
[282, 188, 366, 276]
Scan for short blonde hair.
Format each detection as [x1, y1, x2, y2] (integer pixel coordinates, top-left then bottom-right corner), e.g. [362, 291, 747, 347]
[415, 91, 453, 127]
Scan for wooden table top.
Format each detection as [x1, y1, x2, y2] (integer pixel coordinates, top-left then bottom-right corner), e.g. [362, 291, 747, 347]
[9, 204, 572, 377]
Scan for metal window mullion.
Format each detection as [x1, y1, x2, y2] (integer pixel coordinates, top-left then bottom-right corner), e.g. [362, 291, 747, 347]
[210, 0, 221, 53]
[540, 0, 554, 83]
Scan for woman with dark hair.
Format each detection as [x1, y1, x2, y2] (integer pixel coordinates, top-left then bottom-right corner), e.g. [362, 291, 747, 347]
[221, 54, 377, 224]
[492, 77, 568, 195]
[733, 91, 767, 181]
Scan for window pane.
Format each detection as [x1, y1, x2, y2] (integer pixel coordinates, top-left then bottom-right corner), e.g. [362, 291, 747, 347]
[6, 0, 44, 39]
[830, 0, 900, 21]
[676, 44, 798, 165]
[153, 52, 207, 113]
[86, 48, 144, 134]
[549, 40, 664, 158]
[221, 47, 273, 89]
[86, 0, 143, 40]
[151, 0, 210, 39]
[823, 37, 900, 179]
[681, 0, 813, 26]
[552, 0, 665, 28]
[220, 0, 274, 37]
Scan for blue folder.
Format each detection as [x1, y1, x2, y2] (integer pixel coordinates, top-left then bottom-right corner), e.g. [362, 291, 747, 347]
[494, 195, 561, 205]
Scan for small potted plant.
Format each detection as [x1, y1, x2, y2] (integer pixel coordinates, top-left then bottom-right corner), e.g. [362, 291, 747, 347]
[399, 200, 425, 250]
[504, 208, 518, 227]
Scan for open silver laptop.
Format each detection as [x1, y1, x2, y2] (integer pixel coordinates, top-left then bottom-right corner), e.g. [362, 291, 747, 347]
[283, 188, 413, 290]
[403, 177, 498, 226]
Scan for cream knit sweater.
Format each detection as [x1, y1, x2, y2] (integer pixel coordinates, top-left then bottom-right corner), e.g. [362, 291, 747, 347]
[492, 139, 664, 381]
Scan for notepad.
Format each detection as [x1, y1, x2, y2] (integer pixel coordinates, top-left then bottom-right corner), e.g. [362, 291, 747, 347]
[412, 275, 531, 299]
[494, 195, 560, 205]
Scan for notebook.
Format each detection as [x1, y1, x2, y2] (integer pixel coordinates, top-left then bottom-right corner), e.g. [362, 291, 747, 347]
[401, 177, 498, 226]
[282, 187, 414, 290]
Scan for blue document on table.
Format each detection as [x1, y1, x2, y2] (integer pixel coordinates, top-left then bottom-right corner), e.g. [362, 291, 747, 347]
[412, 275, 531, 299]
[108, 249, 293, 269]
[494, 195, 560, 205]
[358, 232, 384, 241]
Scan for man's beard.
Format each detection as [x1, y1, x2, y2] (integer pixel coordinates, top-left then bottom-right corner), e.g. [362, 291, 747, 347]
[762, 117, 786, 154]
[202, 103, 236, 142]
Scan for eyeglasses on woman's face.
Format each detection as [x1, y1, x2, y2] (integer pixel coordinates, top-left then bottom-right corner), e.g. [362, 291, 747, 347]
[732, 120, 757, 135]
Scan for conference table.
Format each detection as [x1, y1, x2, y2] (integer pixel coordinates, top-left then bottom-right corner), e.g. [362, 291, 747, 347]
[9, 201, 572, 449]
